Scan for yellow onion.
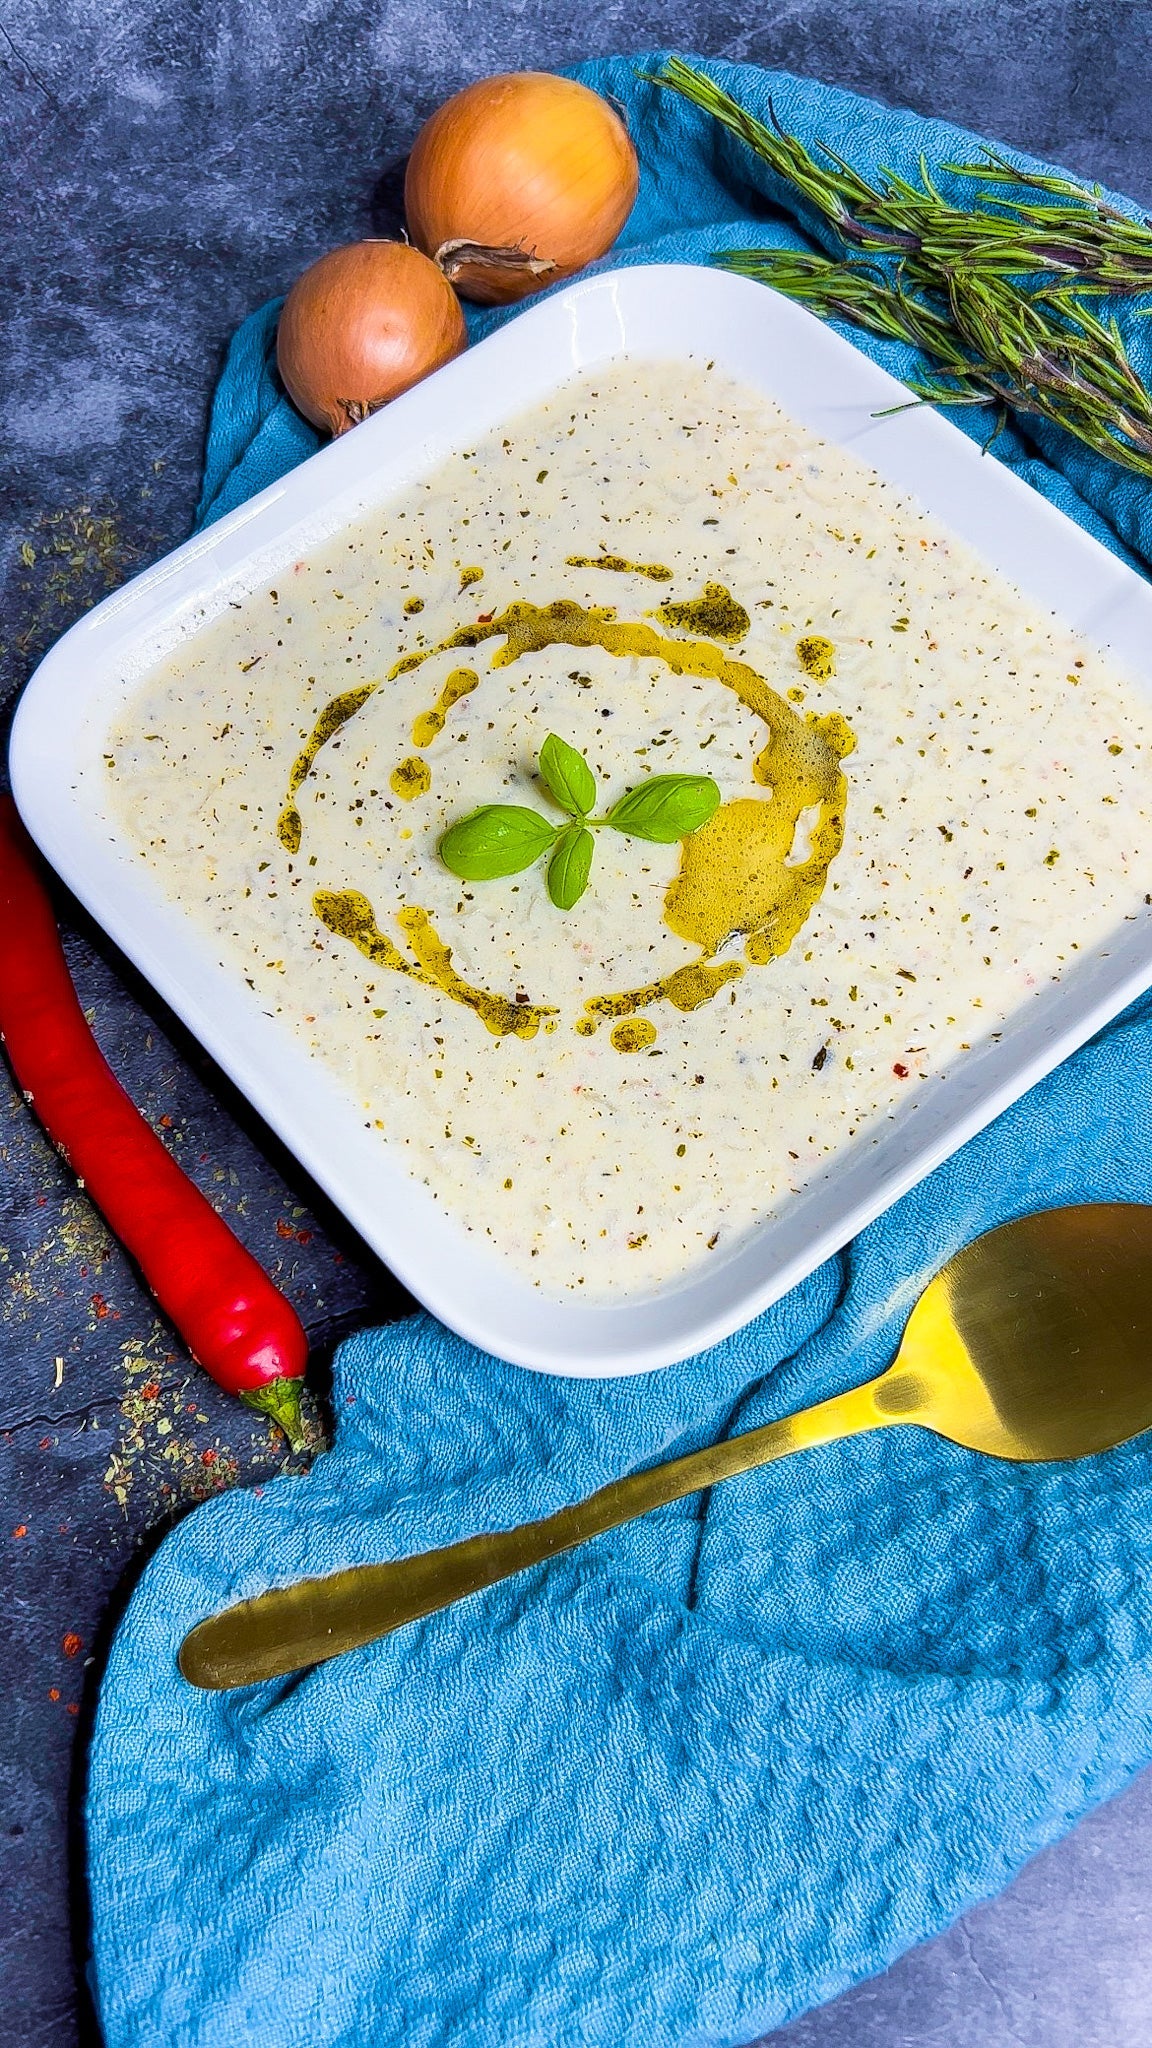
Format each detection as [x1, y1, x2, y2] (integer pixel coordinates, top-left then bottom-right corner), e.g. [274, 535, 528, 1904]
[276, 240, 467, 436]
[405, 73, 639, 305]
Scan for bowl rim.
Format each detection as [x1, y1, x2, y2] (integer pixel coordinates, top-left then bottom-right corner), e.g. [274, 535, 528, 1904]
[12, 260, 1152, 1376]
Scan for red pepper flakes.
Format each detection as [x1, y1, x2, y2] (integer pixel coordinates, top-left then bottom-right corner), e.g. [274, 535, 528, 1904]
[893, 1062, 910, 1078]
[62, 1632, 82, 1658]
[48, 1688, 60, 1702]
[158, 1114, 173, 1129]
[66, 1703, 79, 1716]
[275, 1218, 313, 1245]
[91, 1293, 111, 1318]
[39, 1436, 52, 1450]
[200, 1449, 217, 1467]
[12, 1524, 26, 1538]
[140, 1381, 160, 1401]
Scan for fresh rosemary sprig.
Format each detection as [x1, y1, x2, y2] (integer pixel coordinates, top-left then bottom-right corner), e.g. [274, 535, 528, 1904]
[722, 249, 1152, 469]
[653, 58, 1152, 477]
[438, 733, 720, 910]
[655, 58, 1152, 288]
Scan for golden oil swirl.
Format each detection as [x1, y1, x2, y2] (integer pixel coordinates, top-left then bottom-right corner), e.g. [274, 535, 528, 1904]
[282, 585, 853, 1050]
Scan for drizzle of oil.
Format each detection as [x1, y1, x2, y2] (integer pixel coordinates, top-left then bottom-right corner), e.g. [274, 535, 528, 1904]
[655, 583, 750, 643]
[313, 887, 556, 1039]
[458, 566, 484, 591]
[312, 888, 411, 974]
[796, 635, 836, 682]
[289, 593, 853, 1034]
[388, 596, 767, 687]
[277, 682, 377, 851]
[566, 554, 673, 582]
[666, 772, 850, 968]
[411, 666, 479, 748]
[397, 907, 556, 1038]
[610, 1018, 658, 1052]
[389, 597, 855, 986]
[390, 756, 432, 801]
[587, 958, 744, 1023]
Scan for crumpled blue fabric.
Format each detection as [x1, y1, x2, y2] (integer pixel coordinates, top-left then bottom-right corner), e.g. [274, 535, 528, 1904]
[92, 51, 1152, 2048]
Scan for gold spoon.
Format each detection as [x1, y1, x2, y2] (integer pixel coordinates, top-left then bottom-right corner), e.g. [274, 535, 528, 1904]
[180, 1202, 1152, 1691]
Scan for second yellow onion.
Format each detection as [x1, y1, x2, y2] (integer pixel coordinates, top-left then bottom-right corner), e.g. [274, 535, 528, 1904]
[405, 72, 639, 305]
[276, 241, 467, 436]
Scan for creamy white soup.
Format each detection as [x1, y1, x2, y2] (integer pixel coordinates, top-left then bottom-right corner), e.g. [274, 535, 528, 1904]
[107, 358, 1152, 1296]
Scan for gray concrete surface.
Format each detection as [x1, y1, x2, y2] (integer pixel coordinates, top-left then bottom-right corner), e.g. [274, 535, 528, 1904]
[2, 3, 1151, 2044]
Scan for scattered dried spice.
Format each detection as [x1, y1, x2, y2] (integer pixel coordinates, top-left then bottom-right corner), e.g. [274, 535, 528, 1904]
[101, 1338, 326, 1518]
[4, 500, 158, 704]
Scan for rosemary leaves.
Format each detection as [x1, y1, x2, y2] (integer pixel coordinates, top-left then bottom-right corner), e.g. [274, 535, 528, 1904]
[654, 58, 1152, 477]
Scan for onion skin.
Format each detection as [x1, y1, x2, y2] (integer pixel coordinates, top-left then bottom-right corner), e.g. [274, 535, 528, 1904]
[405, 73, 639, 305]
[276, 241, 467, 436]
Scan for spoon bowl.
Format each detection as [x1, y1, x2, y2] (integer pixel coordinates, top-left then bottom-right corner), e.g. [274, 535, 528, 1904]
[180, 1202, 1152, 1690]
[892, 1201, 1152, 1460]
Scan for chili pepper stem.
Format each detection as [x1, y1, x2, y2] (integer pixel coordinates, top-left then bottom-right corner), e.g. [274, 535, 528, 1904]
[241, 1377, 307, 1452]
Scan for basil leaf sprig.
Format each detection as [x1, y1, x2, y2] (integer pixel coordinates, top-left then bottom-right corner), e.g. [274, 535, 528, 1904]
[539, 731, 597, 818]
[438, 734, 721, 910]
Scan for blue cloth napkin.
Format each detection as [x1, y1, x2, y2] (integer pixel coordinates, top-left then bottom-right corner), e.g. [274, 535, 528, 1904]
[90, 52, 1152, 2048]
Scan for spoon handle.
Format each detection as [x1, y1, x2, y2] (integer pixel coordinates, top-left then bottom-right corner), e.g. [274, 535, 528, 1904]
[180, 1374, 892, 1691]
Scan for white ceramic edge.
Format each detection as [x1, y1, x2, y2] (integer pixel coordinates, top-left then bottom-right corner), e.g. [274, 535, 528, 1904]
[12, 262, 1152, 1377]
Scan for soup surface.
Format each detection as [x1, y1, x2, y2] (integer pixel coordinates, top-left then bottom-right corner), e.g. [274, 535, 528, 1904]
[107, 358, 1152, 1295]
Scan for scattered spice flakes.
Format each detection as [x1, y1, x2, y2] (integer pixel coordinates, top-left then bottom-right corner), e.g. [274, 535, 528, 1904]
[102, 1337, 326, 1517]
[275, 1216, 314, 1245]
[62, 1632, 82, 1658]
[6, 499, 158, 692]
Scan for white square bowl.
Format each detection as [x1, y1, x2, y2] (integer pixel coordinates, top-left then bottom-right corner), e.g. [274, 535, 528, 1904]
[12, 263, 1152, 1377]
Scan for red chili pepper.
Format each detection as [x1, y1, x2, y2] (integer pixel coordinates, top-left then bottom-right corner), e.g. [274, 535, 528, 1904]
[0, 796, 307, 1447]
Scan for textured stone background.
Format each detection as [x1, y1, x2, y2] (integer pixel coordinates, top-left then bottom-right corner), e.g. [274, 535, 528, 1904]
[2, 4, 1152, 2045]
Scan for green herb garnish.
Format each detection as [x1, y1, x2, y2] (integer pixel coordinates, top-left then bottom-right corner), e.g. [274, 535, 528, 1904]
[438, 734, 721, 909]
[604, 774, 723, 841]
[538, 732, 597, 817]
[438, 805, 557, 879]
[652, 58, 1152, 478]
[547, 824, 595, 909]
